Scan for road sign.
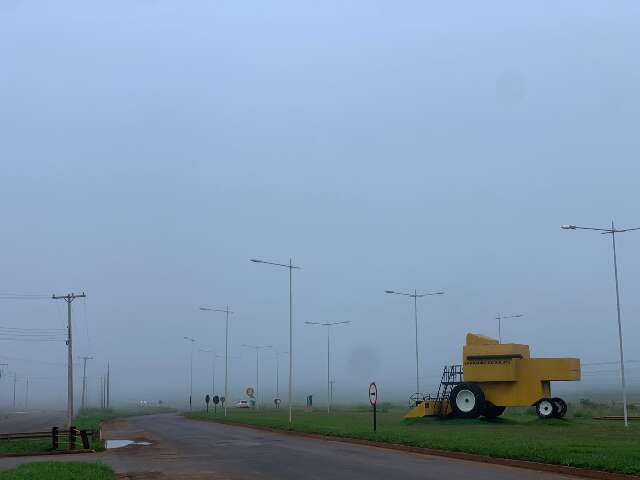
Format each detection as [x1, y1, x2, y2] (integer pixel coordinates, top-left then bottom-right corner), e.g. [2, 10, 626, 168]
[205, 394, 211, 404]
[274, 398, 281, 408]
[369, 382, 378, 432]
[369, 382, 378, 406]
[212, 395, 220, 405]
[246, 387, 255, 398]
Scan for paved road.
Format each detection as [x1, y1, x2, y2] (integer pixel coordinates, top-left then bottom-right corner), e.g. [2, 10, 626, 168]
[0, 410, 65, 434]
[0, 413, 586, 479]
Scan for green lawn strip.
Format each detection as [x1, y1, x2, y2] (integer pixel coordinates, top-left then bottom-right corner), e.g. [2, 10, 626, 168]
[0, 462, 114, 480]
[0, 439, 52, 455]
[185, 406, 640, 475]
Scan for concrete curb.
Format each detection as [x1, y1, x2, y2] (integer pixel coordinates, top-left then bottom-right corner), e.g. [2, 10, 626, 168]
[0, 449, 95, 458]
[193, 418, 639, 480]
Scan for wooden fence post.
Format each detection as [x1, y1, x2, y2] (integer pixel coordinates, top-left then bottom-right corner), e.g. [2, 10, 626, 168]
[69, 426, 76, 450]
[80, 430, 90, 449]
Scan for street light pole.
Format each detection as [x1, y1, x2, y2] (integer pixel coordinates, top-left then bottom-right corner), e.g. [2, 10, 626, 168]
[199, 306, 233, 416]
[562, 222, 640, 427]
[385, 289, 444, 399]
[242, 344, 272, 409]
[250, 258, 300, 424]
[199, 348, 216, 397]
[495, 313, 524, 343]
[305, 321, 350, 413]
[274, 349, 288, 400]
[183, 337, 196, 411]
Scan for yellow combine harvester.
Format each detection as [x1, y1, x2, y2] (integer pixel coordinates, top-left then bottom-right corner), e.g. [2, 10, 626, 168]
[406, 333, 581, 419]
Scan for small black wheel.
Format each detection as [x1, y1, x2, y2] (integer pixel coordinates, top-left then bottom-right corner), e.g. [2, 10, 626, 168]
[483, 401, 506, 418]
[551, 397, 567, 418]
[536, 398, 557, 419]
[450, 383, 485, 419]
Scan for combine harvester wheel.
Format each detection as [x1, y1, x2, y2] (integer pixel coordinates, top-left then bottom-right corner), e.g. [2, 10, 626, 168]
[450, 383, 484, 418]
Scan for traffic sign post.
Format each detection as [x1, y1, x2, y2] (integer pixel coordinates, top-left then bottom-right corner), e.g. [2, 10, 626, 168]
[212, 395, 219, 414]
[205, 394, 211, 413]
[369, 382, 378, 432]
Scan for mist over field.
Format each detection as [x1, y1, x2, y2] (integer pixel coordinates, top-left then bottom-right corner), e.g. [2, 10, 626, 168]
[1, 1, 639, 411]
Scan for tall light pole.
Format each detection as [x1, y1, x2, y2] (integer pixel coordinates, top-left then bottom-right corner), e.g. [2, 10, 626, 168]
[385, 289, 444, 399]
[183, 336, 196, 411]
[242, 344, 272, 409]
[562, 222, 640, 427]
[274, 349, 288, 401]
[199, 348, 215, 396]
[305, 321, 350, 413]
[199, 306, 233, 416]
[495, 314, 524, 343]
[250, 258, 300, 424]
[52, 292, 86, 428]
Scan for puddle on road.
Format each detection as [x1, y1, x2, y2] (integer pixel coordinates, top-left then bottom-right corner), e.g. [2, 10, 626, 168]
[106, 439, 152, 449]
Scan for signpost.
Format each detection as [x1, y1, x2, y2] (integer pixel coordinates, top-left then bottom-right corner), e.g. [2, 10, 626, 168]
[369, 382, 378, 432]
[274, 398, 281, 409]
[212, 395, 220, 414]
[205, 394, 211, 413]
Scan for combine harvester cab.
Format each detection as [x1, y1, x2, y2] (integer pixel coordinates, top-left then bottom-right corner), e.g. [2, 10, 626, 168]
[406, 333, 580, 420]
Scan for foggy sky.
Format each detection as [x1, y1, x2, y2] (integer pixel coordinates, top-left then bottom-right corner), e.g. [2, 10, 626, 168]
[1, 1, 639, 409]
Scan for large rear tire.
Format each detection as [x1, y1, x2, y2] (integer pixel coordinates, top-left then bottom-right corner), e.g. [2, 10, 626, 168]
[551, 397, 567, 418]
[536, 398, 556, 419]
[450, 383, 485, 419]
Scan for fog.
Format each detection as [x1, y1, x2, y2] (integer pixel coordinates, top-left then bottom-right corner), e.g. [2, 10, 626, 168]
[1, 1, 639, 410]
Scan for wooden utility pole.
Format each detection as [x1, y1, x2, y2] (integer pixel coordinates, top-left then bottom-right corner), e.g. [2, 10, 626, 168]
[79, 356, 93, 411]
[52, 292, 86, 428]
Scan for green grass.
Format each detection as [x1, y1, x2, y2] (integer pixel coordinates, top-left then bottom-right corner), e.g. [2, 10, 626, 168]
[0, 462, 114, 479]
[0, 439, 52, 455]
[185, 402, 640, 475]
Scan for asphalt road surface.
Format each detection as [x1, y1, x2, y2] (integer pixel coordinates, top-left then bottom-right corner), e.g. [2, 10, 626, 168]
[0, 410, 66, 434]
[0, 413, 587, 479]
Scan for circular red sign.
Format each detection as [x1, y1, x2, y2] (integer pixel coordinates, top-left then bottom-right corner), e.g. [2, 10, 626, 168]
[369, 382, 378, 406]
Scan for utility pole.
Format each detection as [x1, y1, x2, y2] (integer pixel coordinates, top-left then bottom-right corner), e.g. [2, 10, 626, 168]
[79, 356, 93, 411]
[106, 362, 110, 409]
[52, 292, 86, 428]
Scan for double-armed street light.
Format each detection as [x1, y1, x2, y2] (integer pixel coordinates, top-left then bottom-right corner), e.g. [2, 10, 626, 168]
[305, 321, 350, 413]
[385, 289, 444, 399]
[561, 221, 640, 427]
[250, 258, 300, 424]
[199, 306, 233, 416]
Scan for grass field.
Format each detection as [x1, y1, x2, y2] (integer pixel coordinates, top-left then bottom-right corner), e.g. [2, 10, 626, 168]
[186, 401, 640, 475]
[0, 462, 114, 479]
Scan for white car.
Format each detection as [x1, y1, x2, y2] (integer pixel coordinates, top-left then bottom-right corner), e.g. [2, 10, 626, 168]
[235, 400, 250, 408]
